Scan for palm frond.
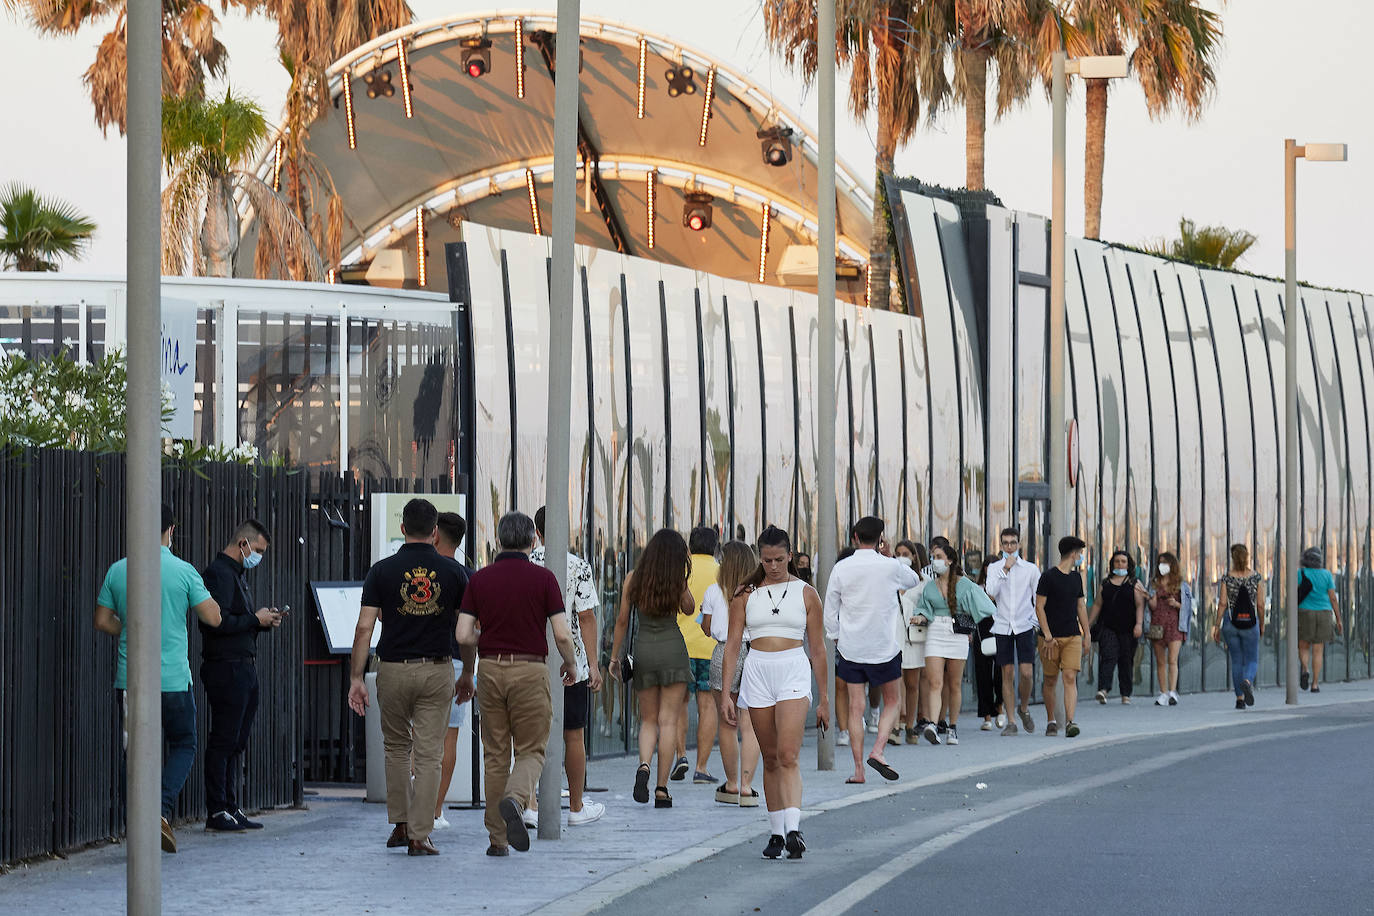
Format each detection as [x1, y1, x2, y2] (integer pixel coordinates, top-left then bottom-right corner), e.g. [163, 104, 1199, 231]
[0, 182, 98, 271]
[160, 164, 207, 275]
[234, 171, 326, 281]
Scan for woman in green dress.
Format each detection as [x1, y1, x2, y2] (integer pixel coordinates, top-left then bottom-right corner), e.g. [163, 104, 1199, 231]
[910, 543, 995, 746]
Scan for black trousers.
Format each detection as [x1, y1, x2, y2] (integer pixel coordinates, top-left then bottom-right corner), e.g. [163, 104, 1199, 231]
[973, 619, 1002, 718]
[201, 658, 259, 814]
[1097, 628, 1136, 696]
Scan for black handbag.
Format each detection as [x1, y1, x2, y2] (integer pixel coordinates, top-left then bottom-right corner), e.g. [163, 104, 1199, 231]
[619, 654, 635, 682]
[952, 610, 976, 635]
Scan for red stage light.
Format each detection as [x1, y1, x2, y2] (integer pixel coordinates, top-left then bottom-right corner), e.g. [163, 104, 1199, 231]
[468, 60, 485, 78]
[687, 213, 705, 231]
[461, 37, 491, 79]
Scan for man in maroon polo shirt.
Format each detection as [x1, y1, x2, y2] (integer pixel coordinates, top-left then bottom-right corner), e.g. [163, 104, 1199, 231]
[456, 511, 579, 856]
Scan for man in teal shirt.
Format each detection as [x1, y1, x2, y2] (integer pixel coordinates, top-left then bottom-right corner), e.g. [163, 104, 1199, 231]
[94, 503, 221, 853]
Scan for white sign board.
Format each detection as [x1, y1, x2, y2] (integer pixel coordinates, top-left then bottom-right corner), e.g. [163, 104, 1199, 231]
[311, 582, 372, 655]
[161, 299, 197, 440]
[370, 492, 468, 565]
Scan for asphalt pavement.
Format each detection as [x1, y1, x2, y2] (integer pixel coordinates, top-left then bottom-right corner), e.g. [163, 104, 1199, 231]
[3, 682, 1372, 915]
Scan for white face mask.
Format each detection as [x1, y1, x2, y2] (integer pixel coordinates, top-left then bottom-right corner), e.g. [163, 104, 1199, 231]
[1158, 563, 1171, 576]
[1002, 549, 1019, 561]
[931, 559, 949, 576]
[895, 555, 913, 567]
[1112, 568, 1128, 578]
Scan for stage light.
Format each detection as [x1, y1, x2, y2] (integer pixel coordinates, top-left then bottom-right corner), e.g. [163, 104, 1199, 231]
[415, 206, 427, 287]
[526, 168, 542, 235]
[364, 68, 394, 99]
[397, 40, 414, 118]
[271, 138, 284, 191]
[462, 37, 492, 78]
[515, 20, 526, 98]
[646, 169, 657, 249]
[637, 38, 648, 118]
[327, 268, 337, 284]
[665, 65, 696, 98]
[342, 73, 357, 149]
[758, 203, 771, 282]
[683, 191, 713, 232]
[757, 126, 794, 167]
[698, 66, 716, 147]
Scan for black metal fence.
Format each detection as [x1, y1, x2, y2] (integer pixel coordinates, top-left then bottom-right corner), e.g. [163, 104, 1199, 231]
[0, 446, 447, 866]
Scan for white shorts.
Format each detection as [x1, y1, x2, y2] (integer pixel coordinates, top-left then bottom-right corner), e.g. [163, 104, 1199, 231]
[924, 616, 972, 661]
[737, 647, 812, 710]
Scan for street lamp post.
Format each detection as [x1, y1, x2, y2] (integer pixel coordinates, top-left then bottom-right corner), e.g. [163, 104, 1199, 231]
[1283, 139, 1348, 706]
[1047, 51, 1128, 542]
[815, 0, 837, 772]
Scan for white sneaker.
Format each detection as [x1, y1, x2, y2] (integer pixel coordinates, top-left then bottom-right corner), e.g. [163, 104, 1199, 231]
[1155, 693, 1169, 707]
[568, 801, 605, 826]
[980, 719, 993, 731]
[865, 717, 879, 735]
[995, 714, 1007, 729]
[522, 809, 539, 829]
[432, 814, 451, 830]
[836, 730, 850, 747]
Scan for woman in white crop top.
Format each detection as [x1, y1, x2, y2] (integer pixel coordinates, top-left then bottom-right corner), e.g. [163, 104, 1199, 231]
[719, 526, 829, 861]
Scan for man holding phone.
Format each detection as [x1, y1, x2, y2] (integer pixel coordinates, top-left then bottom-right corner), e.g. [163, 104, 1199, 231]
[200, 519, 283, 833]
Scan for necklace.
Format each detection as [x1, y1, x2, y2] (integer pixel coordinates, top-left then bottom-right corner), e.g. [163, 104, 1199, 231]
[764, 583, 790, 615]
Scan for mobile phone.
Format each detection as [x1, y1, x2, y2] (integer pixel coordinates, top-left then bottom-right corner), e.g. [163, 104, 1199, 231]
[279, 605, 290, 615]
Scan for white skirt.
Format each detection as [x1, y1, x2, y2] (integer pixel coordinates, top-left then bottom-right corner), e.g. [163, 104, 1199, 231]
[737, 647, 812, 710]
[924, 616, 972, 661]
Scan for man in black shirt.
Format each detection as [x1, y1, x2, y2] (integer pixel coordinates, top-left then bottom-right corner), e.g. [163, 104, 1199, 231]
[1035, 535, 1091, 738]
[347, 498, 470, 856]
[200, 519, 282, 833]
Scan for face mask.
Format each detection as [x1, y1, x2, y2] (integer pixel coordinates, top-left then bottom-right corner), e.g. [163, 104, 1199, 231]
[1158, 563, 1171, 576]
[1112, 568, 1128, 578]
[895, 555, 913, 568]
[1073, 555, 1084, 568]
[1002, 550, 1019, 561]
[931, 559, 949, 575]
[241, 544, 263, 570]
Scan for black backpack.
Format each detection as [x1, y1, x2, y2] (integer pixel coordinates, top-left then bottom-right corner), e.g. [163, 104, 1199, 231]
[1231, 580, 1257, 630]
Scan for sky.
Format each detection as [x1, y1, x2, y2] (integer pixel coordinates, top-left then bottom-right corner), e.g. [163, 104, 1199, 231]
[1, 1, 1369, 292]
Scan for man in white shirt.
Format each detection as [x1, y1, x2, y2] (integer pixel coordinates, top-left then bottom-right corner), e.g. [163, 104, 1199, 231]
[527, 506, 605, 826]
[823, 516, 920, 783]
[984, 527, 1040, 736]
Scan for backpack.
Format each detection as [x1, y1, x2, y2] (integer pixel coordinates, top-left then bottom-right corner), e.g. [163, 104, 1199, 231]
[1297, 570, 1314, 604]
[1230, 579, 1257, 630]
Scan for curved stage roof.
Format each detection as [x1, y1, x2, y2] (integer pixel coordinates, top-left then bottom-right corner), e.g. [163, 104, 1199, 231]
[243, 12, 875, 300]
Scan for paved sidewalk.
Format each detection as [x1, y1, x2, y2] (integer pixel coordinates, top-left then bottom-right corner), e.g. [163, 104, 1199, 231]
[3, 682, 1370, 915]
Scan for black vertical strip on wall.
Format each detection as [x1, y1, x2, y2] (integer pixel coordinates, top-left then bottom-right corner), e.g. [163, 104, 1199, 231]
[581, 266, 596, 559]
[1321, 298, 1355, 676]
[500, 249, 519, 510]
[659, 282, 673, 528]
[444, 242, 478, 537]
[866, 325, 881, 516]
[620, 273, 634, 554]
[723, 295, 737, 531]
[1255, 291, 1286, 652]
[1122, 264, 1160, 571]
[787, 306, 802, 541]
[695, 289, 708, 526]
[1197, 280, 1235, 555]
[897, 329, 910, 537]
[931, 214, 967, 546]
[1228, 287, 1261, 563]
[842, 318, 856, 530]
[1103, 256, 1134, 558]
[1072, 252, 1106, 560]
[1009, 221, 1021, 504]
[754, 301, 768, 525]
[1153, 271, 1185, 555]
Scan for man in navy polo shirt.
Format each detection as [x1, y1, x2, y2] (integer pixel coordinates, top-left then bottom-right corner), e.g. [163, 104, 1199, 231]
[456, 511, 579, 857]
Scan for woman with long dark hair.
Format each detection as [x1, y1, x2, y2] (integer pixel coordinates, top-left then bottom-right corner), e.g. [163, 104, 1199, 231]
[910, 543, 995, 745]
[720, 526, 829, 860]
[609, 529, 695, 808]
[896, 541, 930, 743]
[1148, 551, 1192, 706]
[1213, 543, 1266, 707]
[1088, 550, 1146, 704]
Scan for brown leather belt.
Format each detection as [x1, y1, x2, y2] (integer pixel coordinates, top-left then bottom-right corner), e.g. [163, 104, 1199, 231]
[478, 652, 544, 663]
[385, 655, 451, 665]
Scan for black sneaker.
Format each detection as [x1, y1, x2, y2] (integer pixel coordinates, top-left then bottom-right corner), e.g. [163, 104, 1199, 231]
[206, 810, 246, 833]
[1300, 669, 1310, 690]
[670, 756, 690, 781]
[1065, 721, 1080, 738]
[1235, 698, 1246, 710]
[498, 797, 530, 852]
[232, 808, 264, 830]
[936, 720, 949, 737]
[1241, 679, 1254, 706]
[1045, 721, 1059, 737]
[763, 834, 786, 859]
[785, 830, 806, 859]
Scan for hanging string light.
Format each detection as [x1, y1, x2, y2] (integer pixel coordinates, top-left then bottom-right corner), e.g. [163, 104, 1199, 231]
[525, 168, 542, 235]
[697, 65, 716, 147]
[757, 202, 772, 283]
[342, 71, 357, 149]
[637, 38, 648, 119]
[415, 206, 427, 286]
[515, 19, 526, 99]
[646, 169, 657, 249]
[397, 39, 414, 119]
[271, 138, 284, 191]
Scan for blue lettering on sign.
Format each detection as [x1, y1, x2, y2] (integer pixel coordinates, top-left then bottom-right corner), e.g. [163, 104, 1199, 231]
[161, 327, 190, 376]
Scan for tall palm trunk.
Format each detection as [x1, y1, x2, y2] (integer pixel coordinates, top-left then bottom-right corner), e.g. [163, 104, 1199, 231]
[868, 82, 896, 312]
[963, 49, 989, 191]
[1083, 78, 1109, 239]
[201, 175, 239, 277]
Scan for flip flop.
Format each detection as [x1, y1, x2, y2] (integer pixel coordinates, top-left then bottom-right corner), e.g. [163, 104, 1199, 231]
[633, 764, 650, 804]
[844, 777, 865, 784]
[866, 757, 899, 782]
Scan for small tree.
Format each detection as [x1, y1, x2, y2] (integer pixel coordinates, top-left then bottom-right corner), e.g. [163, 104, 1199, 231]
[1146, 217, 1256, 269]
[0, 184, 97, 271]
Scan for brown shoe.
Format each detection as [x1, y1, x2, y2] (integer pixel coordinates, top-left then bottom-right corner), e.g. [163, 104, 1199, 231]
[160, 817, 177, 854]
[386, 823, 409, 848]
[407, 838, 440, 856]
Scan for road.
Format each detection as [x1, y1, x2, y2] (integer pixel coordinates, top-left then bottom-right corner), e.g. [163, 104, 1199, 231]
[594, 701, 1374, 916]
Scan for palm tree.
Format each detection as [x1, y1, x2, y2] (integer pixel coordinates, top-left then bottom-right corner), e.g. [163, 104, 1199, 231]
[1146, 217, 1255, 268]
[1070, 0, 1222, 238]
[14, 0, 231, 136]
[161, 89, 324, 279]
[0, 184, 97, 272]
[765, 1, 953, 311]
